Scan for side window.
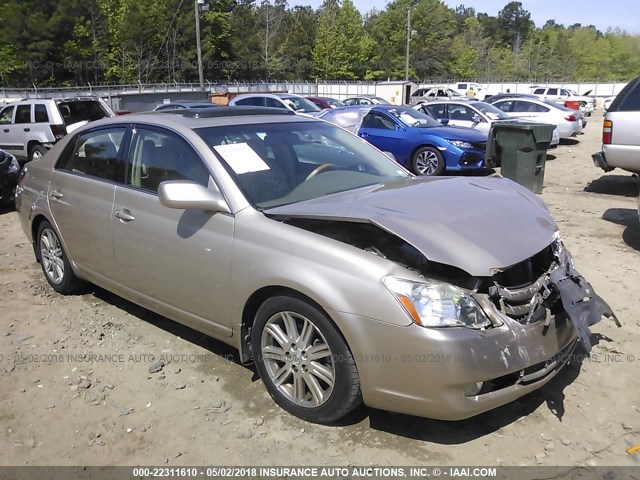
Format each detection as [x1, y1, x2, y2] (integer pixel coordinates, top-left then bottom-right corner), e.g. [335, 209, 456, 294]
[61, 127, 126, 181]
[15, 105, 31, 124]
[0, 106, 14, 124]
[265, 98, 286, 109]
[535, 104, 550, 113]
[448, 105, 474, 121]
[458, 83, 467, 90]
[34, 104, 49, 123]
[237, 97, 264, 107]
[361, 112, 396, 130]
[533, 88, 545, 95]
[619, 84, 640, 111]
[512, 101, 540, 113]
[127, 128, 210, 193]
[560, 89, 570, 96]
[426, 90, 436, 97]
[426, 104, 446, 118]
[547, 88, 558, 95]
[495, 101, 514, 112]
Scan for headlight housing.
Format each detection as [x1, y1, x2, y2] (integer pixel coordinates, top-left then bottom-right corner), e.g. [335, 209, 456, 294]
[8, 155, 19, 174]
[448, 140, 473, 149]
[383, 276, 491, 329]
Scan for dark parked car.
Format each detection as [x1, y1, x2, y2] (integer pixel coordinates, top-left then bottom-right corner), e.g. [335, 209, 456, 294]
[319, 105, 487, 176]
[306, 97, 344, 109]
[0, 149, 20, 204]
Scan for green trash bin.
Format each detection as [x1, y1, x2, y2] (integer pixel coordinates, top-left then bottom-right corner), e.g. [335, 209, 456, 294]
[486, 122, 556, 194]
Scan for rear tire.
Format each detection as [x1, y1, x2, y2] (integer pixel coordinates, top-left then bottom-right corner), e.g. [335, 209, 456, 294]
[36, 221, 83, 294]
[252, 296, 361, 424]
[412, 146, 445, 176]
[29, 145, 48, 162]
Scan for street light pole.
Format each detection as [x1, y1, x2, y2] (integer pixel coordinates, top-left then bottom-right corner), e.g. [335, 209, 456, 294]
[405, 8, 411, 82]
[195, 0, 204, 90]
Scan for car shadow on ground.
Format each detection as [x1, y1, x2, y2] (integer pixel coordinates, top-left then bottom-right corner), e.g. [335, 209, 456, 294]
[584, 174, 639, 197]
[559, 138, 580, 146]
[602, 208, 640, 252]
[0, 203, 15, 215]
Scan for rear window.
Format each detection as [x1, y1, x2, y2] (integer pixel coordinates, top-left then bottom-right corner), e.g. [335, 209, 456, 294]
[57, 101, 109, 126]
[618, 80, 640, 111]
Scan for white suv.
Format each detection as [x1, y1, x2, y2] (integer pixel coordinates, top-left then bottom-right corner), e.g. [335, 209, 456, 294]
[0, 97, 113, 162]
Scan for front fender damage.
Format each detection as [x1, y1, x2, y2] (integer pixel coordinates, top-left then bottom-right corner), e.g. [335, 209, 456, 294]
[550, 265, 620, 352]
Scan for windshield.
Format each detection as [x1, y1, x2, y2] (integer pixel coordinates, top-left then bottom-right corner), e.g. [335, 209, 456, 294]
[372, 97, 391, 105]
[386, 107, 441, 127]
[281, 96, 321, 113]
[196, 121, 409, 209]
[473, 102, 512, 120]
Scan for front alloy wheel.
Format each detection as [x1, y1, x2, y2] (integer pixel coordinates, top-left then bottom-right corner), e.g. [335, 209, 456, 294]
[253, 296, 361, 424]
[412, 146, 445, 176]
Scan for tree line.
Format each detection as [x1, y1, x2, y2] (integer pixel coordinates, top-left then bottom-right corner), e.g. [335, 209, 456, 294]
[0, 0, 638, 87]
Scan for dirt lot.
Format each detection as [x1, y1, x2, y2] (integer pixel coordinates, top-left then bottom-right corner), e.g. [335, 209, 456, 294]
[1, 112, 639, 468]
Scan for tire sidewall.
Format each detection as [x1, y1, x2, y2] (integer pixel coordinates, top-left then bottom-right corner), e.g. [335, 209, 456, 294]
[29, 145, 47, 163]
[412, 146, 445, 176]
[252, 296, 361, 424]
[36, 221, 78, 294]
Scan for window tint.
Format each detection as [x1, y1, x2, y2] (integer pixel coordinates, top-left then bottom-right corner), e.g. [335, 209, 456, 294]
[0, 106, 13, 124]
[547, 88, 558, 95]
[62, 127, 126, 181]
[15, 105, 31, 124]
[448, 104, 474, 121]
[34, 104, 49, 123]
[494, 101, 514, 112]
[458, 83, 467, 89]
[127, 128, 210, 193]
[619, 83, 640, 111]
[560, 89, 570, 96]
[361, 112, 396, 130]
[533, 88, 545, 95]
[265, 98, 286, 109]
[426, 104, 446, 118]
[235, 97, 264, 107]
[512, 101, 549, 113]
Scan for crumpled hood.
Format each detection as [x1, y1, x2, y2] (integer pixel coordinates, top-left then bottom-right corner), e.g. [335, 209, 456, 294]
[266, 176, 557, 277]
[418, 125, 487, 142]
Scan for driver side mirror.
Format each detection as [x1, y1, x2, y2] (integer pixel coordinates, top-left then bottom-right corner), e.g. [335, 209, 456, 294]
[158, 181, 230, 213]
[438, 118, 449, 126]
[471, 114, 482, 123]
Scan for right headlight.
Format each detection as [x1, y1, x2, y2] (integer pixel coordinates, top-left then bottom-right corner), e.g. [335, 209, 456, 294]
[383, 276, 491, 329]
[8, 155, 19, 174]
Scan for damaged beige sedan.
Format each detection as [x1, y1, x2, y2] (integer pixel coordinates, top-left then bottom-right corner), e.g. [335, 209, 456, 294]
[15, 107, 618, 424]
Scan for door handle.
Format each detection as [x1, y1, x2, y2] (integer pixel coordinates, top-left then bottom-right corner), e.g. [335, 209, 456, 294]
[359, 132, 369, 137]
[23, 128, 30, 132]
[2, 129, 8, 133]
[49, 190, 64, 199]
[115, 209, 135, 222]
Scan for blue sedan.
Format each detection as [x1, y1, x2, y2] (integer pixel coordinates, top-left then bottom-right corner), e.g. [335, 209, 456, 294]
[319, 105, 488, 175]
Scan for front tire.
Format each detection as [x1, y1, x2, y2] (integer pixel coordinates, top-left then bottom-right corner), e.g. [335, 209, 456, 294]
[37, 221, 83, 294]
[412, 146, 445, 176]
[252, 296, 361, 424]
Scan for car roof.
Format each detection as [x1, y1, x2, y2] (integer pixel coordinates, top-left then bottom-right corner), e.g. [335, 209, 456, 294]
[79, 106, 313, 131]
[232, 93, 302, 100]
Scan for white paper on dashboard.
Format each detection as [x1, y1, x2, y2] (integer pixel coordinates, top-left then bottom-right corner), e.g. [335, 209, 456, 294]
[213, 143, 270, 174]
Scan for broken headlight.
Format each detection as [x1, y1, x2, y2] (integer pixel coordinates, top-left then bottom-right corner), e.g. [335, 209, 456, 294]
[551, 233, 575, 268]
[383, 277, 491, 329]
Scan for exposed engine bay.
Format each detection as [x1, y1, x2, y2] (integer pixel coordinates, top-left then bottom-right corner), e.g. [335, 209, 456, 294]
[277, 217, 620, 351]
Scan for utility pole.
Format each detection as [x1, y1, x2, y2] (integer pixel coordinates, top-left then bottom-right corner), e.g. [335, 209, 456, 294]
[195, 0, 209, 90]
[405, 8, 411, 82]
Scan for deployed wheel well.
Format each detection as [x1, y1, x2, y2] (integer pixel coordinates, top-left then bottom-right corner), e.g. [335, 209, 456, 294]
[31, 214, 50, 261]
[239, 286, 343, 364]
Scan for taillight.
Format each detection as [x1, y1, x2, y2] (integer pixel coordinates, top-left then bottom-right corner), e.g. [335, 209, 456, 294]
[603, 120, 613, 145]
[50, 124, 67, 140]
[564, 115, 577, 122]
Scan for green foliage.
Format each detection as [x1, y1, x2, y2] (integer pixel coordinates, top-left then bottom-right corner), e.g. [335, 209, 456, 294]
[0, 0, 637, 85]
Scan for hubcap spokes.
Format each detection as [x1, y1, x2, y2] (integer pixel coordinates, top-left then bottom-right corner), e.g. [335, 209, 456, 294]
[261, 311, 335, 407]
[416, 151, 439, 175]
[40, 229, 64, 284]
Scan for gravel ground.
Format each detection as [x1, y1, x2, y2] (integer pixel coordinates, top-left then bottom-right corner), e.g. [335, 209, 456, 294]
[1, 112, 639, 467]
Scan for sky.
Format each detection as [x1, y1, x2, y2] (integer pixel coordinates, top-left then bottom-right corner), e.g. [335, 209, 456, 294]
[297, 0, 640, 34]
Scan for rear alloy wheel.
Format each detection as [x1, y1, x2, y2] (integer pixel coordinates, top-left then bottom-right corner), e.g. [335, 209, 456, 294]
[29, 145, 48, 162]
[412, 146, 445, 176]
[37, 221, 83, 294]
[252, 296, 361, 424]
